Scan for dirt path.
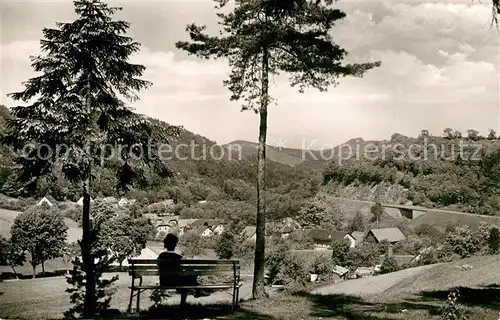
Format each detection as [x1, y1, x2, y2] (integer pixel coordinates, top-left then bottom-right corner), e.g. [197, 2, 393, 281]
[312, 264, 438, 298]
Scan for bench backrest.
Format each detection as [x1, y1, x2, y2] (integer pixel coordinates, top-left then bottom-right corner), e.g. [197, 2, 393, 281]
[128, 259, 240, 279]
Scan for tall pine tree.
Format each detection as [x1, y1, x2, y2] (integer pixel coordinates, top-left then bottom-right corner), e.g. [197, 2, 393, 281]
[176, 0, 380, 298]
[3, 0, 180, 316]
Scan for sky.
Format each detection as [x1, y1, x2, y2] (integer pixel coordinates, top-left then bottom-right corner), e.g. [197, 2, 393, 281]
[1, 0, 499, 149]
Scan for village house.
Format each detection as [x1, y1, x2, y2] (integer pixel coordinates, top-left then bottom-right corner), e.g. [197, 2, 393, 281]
[76, 197, 94, 206]
[279, 217, 302, 239]
[304, 229, 356, 250]
[37, 196, 53, 207]
[365, 227, 406, 245]
[350, 231, 365, 247]
[118, 197, 135, 208]
[155, 217, 179, 235]
[176, 219, 198, 236]
[331, 231, 356, 248]
[186, 219, 224, 237]
[240, 226, 257, 242]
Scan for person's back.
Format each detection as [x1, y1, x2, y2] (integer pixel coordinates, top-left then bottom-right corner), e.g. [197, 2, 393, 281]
[157, 233, 198, 287]
[157, 250, 183, 286]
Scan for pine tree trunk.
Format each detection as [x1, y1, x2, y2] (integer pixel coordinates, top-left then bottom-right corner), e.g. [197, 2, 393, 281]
[41, 261, 45, 274]
[252, 48, 269, 299]
[32, 264, 36, 279]
[82, 176, 96, 317]
[11, 266, 19, 279]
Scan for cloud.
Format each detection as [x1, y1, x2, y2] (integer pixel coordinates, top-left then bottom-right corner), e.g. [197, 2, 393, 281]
[1, 1, 498, 147]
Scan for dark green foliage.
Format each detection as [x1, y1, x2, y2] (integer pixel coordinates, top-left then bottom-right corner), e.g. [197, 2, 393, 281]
[2, 0, 180, 316]
[445, 225, 481, 258]
[265, 243, 308, 291]
[440, 289, 467, 320]
[330, 238, 351, 266]
[61, 242, 81, 274]
[488, 227, 500, 254]
[179, 232, 206, 258]
[322, 137, 500, 215]
[10, 206, 68, 278]
[370, 202, 384, 225]
[349, 212, 365, 233]
[379, 255, 399, 274]
[64, 201, 121, 319]
[415, 223, 445, 245]
[308, 254, 336, 281]
[102, 213, 153, 266]
[344, 242, 380, 270]
[0, 235, 26, 278]
[215, 231, 236, 259]
[297, 198, 345, 231]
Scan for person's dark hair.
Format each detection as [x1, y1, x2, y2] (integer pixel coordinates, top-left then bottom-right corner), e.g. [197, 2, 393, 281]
[164, 233, 178, 251]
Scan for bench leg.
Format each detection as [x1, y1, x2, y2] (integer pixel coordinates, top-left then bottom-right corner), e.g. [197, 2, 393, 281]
[180, 290, 188, 309]
[127, 288, 134, 313]
[128, 277, 136, 313]
[136, 278, 143, 313]
[231, 286, 237, 313]
[235, 287, 240, 308]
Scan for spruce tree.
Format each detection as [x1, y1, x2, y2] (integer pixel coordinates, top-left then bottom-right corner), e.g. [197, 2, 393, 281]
[3, 0, 180, 316]
[176, 0, 380, 297]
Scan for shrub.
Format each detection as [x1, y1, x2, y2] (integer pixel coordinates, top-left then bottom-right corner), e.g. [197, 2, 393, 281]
[266, 244, 309, 291]
[379, 255, 399, 274]
[308, 254, 336, 282]
[488, 227, 500, 254]
[445, 225, 482, 258]
[330, 238, 351, 266]
[440, 289, 467, 320]
[215, 231, 235, 259]
[234, 240, 254, 268]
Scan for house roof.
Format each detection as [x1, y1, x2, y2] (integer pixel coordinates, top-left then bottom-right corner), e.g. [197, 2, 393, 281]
[281, 217, 301, 233]
[102, 196, 118, 203]
[189, 219, 223, 228]
[351, 231, 365, 240]
[304, 229, 331, 242]
[330, 231, 349, 241]
[240, 226, 256, 239]
[37, 197, 53, 206]
[177, 219, 198, 228]
[192, 225, 213, 235]
[332, 265, 350, 276]
[368, 227, 406, 243]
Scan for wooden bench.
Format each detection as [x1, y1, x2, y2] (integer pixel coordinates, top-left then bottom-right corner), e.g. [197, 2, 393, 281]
[127, 259, 242, 313]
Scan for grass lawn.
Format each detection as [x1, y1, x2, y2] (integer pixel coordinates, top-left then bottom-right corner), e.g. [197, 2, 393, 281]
[0, 272, 254, 319]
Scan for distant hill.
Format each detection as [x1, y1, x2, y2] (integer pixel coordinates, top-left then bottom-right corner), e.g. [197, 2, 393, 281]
[1, 103, 499, 218]
[224, 140, 322, 167]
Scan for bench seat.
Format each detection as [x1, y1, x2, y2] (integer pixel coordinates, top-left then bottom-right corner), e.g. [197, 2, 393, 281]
[127, 258, 241, 313]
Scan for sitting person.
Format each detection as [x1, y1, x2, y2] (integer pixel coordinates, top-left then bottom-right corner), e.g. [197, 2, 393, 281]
[157, 233, 210, 305]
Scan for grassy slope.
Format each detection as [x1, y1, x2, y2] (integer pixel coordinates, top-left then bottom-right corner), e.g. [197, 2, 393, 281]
[313, 255, 500, 300]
